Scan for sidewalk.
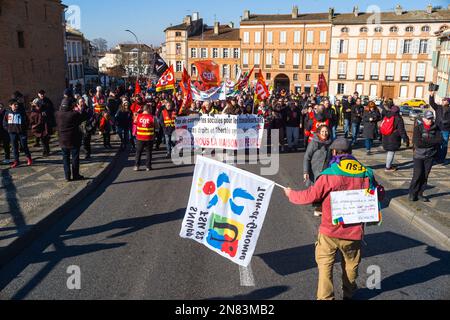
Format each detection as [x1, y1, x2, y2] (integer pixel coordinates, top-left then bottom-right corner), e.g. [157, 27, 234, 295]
[0, 134, 121, 267]
[353, 141, 450, 249]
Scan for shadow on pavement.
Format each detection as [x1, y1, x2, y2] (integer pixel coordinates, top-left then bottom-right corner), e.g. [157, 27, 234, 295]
[1, 169, 27, 234]
[208, 286, 290, 300]
[258, 231, 426, 276]
[60, 208, 185, 240]
[354, 246, 450, 300]
[258, 231, 450, 299]
[0, 152, 130, 299]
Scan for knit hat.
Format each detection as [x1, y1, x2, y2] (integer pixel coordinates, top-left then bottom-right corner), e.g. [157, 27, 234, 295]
[329, 137, 352, 152]
[423, 110, 434, 119]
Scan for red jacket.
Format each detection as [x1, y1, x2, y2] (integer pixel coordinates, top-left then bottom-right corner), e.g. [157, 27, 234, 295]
[288, 174, 370, 241]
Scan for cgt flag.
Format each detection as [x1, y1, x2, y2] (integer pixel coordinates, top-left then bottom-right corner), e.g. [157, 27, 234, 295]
[194, 60, 221, 88]
[180, 156, 275, 267]
[316, 73, 328, 95]
[180, 67, 193, 110]
[153, 52, 169, 77]
[255, 70, 270, 101]
[156, 65, 175, 92]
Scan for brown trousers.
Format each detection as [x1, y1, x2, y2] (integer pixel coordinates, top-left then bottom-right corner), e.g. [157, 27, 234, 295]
[315, 233, 362, 300]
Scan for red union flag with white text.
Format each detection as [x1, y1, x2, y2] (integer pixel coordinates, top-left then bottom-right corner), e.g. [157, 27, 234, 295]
[255, 70, 269, 101]
[194, 60, 221, 88]
[156, 65, 175, 92]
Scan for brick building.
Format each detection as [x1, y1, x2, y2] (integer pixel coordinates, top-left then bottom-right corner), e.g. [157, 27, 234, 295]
[330, 5, 450, 103]
[187, 23, 240, 81]
[0, 0, 66, 106]
[433, 26, 450, 101]
[240, 7, 333, 93]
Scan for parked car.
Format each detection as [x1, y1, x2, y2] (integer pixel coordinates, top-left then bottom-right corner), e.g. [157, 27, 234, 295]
[402, 99, 427, 108]
[400, 105, 413, 116]
[409, 109, 424, 122]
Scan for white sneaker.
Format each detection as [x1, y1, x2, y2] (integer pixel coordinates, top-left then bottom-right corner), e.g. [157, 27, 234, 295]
[133, 166, 139, 171]
[314, 211, 322, 217]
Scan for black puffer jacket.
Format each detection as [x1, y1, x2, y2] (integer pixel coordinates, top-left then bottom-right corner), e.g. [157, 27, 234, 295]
[413, 121, 442, 160]
[382, 110, 409, 152]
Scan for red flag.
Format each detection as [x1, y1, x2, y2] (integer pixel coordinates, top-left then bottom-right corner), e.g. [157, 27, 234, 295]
[180, 67, 192, 112]
[134, 80, 141, 95]
[194, 60, 221, 88]
[236, 66, 255, 91]
[255, 70, 269, 101]
[317, 73, 328, 95]
[156, 65, 175, 92]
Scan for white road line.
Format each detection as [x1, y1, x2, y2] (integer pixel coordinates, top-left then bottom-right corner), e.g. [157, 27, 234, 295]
[239, 264, 255, 287]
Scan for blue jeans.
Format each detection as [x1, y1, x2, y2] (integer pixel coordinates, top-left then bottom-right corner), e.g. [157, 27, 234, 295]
[365, 138, 373, 151]
[62, 147, 80, 180]
[351, 123, 360, 145]
[286, 127, 299, 148]
[117, 127, 130, 148]
[332, 125, 337, 140]
[165, 133, 175, 155]
[344, 119, 351, 138]
[439, 130, 449, 163]
[9, 133, 31, 162]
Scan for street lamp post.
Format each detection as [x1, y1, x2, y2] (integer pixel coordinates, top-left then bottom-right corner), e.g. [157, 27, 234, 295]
[125, 29, 141, 81]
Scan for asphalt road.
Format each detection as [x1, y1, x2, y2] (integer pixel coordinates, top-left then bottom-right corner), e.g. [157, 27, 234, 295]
[0, 148, 449, 300]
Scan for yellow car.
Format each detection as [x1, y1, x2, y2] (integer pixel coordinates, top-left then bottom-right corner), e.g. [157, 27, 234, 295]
[402, 99, 427, 108]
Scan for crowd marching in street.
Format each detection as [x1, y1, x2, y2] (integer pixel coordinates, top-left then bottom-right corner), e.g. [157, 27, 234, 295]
[0, 82, 449, 196]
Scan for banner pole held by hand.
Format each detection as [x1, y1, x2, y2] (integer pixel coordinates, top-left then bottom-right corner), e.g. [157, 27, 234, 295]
[275, 183, 287, 189]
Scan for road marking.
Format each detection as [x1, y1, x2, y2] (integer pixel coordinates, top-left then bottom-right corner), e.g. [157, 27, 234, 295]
[239, 264, 255, 287]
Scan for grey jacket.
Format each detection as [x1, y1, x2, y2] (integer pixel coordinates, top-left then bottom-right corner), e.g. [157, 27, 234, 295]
[303, 135, 332, 186]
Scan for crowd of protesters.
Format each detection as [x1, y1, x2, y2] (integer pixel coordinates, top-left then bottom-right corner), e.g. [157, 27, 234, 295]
[0, 83, 448, 202]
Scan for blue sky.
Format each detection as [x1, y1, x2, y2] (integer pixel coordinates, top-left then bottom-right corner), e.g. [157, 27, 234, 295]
[64, 0, 449, 47]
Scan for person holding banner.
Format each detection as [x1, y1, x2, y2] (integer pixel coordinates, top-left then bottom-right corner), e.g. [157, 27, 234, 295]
[284, 137, 384, 300]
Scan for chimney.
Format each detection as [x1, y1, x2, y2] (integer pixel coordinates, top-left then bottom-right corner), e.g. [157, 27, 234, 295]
[328, 7, 335, 20]
[426, 4, 433, 14]
[228, 21, 234, 29]
[243, 10, 250, 20]
[192, 12, 199, 21]
[184, 15, 192, 26]
[214, 22, 220, 35]
[395, 4, 403, 16]
[353, 5, 359, 17]
[292, 5, 299, 19]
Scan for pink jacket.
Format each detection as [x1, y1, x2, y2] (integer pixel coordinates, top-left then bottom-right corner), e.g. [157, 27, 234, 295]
[288, 174, 371, 241]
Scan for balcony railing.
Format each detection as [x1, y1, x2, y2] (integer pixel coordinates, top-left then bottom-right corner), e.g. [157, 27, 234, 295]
[385, 76, 394, 81]
[401, 76, 410, 81]
[416, 76, 425, 82]
[356, 75, 364, 80]
[338, 74, 346, 79]
[370, 75, 379, 80]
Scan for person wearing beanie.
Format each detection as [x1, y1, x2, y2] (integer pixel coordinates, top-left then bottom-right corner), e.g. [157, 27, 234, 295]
[408, 111, 442, 202]
[56, 96, 88, 182]
[284, 137, 383, 300]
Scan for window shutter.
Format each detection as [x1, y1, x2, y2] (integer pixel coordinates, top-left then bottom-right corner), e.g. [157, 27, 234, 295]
[412, 39, 420, 54]
[398, 39, 404, 55]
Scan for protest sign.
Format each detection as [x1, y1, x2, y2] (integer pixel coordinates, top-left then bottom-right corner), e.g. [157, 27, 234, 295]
[330, 189, 380, 225]
[175, 115, 264, 150]
[180, 156, 275, 267]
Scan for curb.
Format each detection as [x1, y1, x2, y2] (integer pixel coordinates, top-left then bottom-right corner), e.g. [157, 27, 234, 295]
[388, 197, 450, 250]
[0, 148, 122, 268]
